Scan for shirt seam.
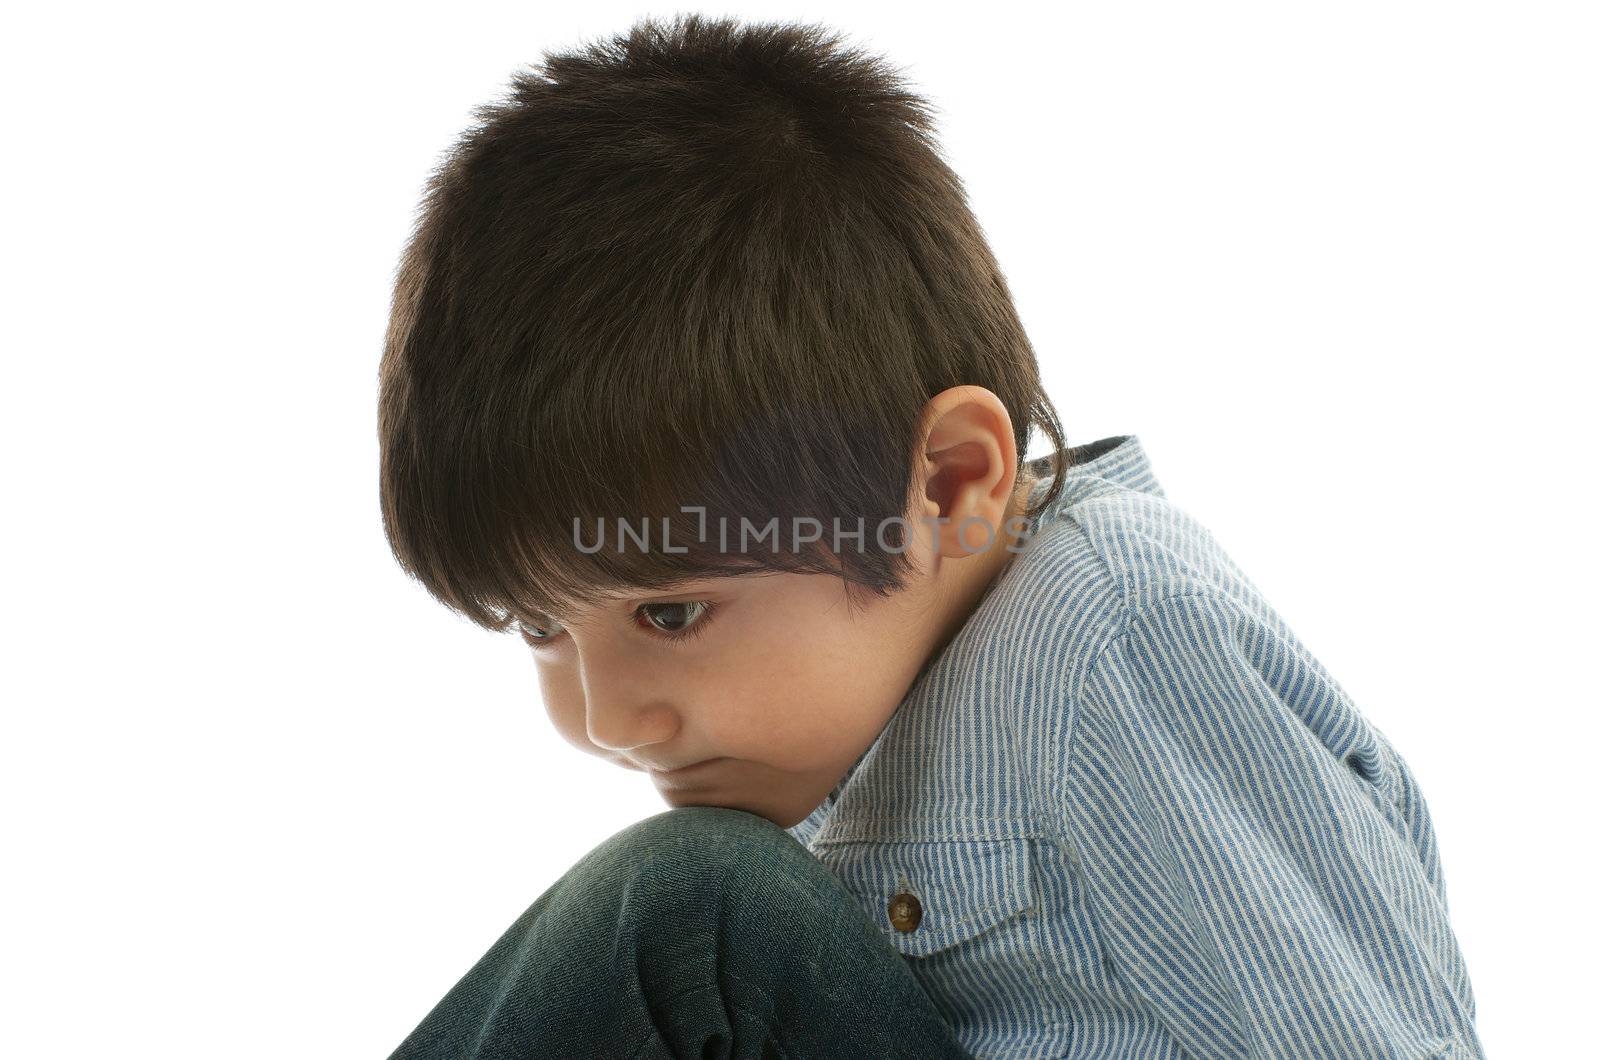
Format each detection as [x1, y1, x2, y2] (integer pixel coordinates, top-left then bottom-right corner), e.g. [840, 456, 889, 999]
[1022, 500, 1141, 844]
[1054, 589, 1241, 859]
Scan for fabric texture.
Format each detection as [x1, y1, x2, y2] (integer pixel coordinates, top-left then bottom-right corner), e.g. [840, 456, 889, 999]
[385, 805, 976, 1059]
[785, 434, 1483, 1059]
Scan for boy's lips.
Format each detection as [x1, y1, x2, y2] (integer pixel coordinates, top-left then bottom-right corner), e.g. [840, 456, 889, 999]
[647, 757, 728, 781]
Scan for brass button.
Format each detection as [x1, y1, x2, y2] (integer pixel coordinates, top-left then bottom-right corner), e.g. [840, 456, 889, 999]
[887, 890, 923, 932]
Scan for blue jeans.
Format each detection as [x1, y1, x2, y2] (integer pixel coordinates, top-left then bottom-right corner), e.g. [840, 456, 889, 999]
[386, 805, 974, 1059]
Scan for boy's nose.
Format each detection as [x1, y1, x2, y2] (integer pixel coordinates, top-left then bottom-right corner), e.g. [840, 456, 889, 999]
[581, 683, 682, 755]
[586, 706, 680, 757]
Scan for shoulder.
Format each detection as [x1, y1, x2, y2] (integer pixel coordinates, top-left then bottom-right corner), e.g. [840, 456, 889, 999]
[1001, 476, 1329, 771]
[1056, 478, 1265, 615]
[1003, 472, 1259, 657]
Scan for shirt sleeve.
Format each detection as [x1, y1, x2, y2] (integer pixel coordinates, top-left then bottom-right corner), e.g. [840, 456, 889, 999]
[1062, 591, 1482, 1059]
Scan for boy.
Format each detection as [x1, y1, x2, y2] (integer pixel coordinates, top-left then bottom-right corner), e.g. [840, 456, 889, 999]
[379, 14, 1482, 1058]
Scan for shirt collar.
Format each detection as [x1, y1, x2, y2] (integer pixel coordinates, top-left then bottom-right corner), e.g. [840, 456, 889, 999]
[785, 433, 1160, 846]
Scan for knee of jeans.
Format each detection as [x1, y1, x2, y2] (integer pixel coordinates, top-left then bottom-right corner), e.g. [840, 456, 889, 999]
[556, 807, 851, 953]
[595, 806, 802, 892]
[619, 805, 786, 857]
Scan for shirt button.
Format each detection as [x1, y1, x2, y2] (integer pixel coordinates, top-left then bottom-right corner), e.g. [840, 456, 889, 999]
[888, 890, 923, 932]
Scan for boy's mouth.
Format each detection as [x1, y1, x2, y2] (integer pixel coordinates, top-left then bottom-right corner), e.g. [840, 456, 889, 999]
[655, 757, 723, 773]
[646, 757, 729, 783]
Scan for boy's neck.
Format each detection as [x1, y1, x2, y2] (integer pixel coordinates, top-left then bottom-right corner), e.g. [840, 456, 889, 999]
[919, 469, 1038, 669]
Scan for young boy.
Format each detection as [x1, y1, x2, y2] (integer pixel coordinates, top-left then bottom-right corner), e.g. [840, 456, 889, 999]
[378, 14, 1482, 1059]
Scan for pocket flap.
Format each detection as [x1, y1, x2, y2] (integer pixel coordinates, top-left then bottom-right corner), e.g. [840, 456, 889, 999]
[811, 836, 1036, 958]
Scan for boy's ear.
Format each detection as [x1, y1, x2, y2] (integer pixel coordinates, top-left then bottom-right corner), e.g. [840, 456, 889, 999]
[914, 386, 1019, 559]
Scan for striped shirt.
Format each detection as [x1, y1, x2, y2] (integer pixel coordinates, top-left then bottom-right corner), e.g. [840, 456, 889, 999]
[786, 434, 1482, 1059]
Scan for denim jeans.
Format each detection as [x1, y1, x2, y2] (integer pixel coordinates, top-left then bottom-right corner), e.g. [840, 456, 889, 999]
[385, 805, 974, 1059]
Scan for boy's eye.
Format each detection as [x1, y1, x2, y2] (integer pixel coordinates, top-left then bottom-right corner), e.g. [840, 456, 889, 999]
[518, 616, 565, 641]
[638, 600, 712, 637]
[516, 600, 717, 646]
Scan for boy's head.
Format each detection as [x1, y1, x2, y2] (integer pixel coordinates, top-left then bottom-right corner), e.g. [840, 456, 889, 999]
[378, 14, 1071, 826]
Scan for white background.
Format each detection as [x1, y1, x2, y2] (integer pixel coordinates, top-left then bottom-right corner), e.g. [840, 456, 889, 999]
[4, 3, 1595, 1056]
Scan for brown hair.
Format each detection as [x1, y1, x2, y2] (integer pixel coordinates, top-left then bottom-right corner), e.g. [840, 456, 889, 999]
[378, 13, 1070, 633]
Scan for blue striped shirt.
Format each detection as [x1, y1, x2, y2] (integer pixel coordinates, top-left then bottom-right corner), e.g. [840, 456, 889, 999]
[786, 434, 1482, 1059]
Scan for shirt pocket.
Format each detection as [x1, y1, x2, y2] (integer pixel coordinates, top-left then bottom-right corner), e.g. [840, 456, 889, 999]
[810, 835, 1038, 959]
[812, 835, 1109, 1036]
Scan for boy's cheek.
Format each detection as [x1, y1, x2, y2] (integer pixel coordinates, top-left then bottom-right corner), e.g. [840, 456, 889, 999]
[533, 662, 601, 755]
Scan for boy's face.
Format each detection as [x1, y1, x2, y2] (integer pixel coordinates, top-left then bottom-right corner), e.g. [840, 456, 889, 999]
[520, 385, 1032, 828]
[522, 479, 1032, 829]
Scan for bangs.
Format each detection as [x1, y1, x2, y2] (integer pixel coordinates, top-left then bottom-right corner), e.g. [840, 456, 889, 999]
[382, 362, 923, 633]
